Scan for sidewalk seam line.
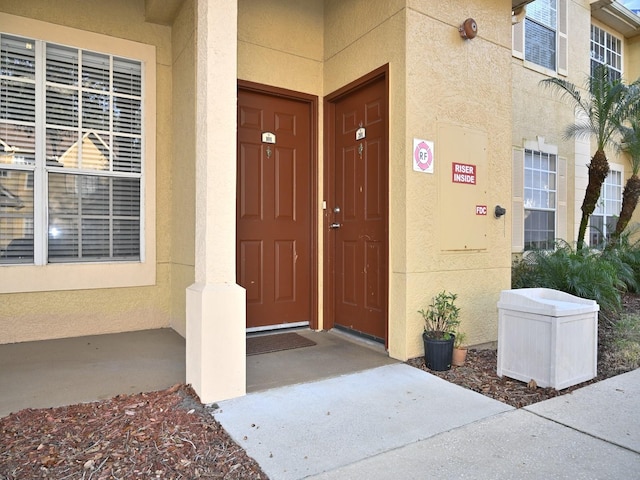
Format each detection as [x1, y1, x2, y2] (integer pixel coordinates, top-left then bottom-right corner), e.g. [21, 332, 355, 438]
[522, 409, 640, 456]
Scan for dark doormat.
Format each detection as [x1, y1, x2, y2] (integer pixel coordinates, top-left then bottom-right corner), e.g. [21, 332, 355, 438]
[246, 332, 317, 356]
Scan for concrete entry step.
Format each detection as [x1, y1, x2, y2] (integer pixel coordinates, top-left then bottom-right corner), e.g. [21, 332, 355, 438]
[246, 329, 397, 392]
[0, 328, 395, 418]
[0, 329, 185, 417]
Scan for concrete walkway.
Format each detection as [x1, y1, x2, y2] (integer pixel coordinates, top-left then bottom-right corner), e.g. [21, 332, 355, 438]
[214, 365, 640, 479]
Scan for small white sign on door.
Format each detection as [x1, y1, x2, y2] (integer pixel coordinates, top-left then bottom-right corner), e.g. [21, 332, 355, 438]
[262, 132, 276, 144]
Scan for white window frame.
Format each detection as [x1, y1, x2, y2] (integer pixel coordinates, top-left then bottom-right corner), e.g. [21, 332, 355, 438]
[0, 13, 156, 293]
[512, 138, 566, 253]
[524, 0, 558, 72]
[524, 148, 558, 250]
[512, 0, 568, 77]
[590, 24, 622, 82]
[589, 164, 623, 247]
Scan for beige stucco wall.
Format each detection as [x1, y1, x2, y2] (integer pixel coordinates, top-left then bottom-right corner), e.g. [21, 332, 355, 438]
[589, 15, 640, 239]
[324, 0, 407, 353]
[186, 0, 245, 403]
[511, 2, 640, 257]
[623, 30, 640, 235]
[511, 4, 640, 264]
[238, 0, 324, 94]
[512, 0, 592, 253]
[238, 0, 513, 360]
[242, 0, 409, 345]
[169, 0, 196, 337]
[237, 0, 325, 325]
[398, 1, 513, 359]
[621, 0, 639, 83]
[0, 0, 173, 343]
[324, 1, 513, 359]
[628, 35, 640, 79]
[237, 1, 326, 329]
[7, 0, 619, 363]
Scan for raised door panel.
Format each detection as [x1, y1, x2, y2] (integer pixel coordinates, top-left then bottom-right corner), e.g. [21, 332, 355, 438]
[330, 75, 388, 341]
[237, 89, 312, 328]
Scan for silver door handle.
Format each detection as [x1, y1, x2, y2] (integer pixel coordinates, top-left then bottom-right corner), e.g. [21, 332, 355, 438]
[329, 223, 341, 229]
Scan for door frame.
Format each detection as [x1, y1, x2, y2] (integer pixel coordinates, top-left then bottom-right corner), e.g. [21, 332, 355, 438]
[237, 80, 319, 330]
[322, 65, 390, 344]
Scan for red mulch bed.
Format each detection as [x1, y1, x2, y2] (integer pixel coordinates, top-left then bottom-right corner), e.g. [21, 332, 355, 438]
[0, 384, 266, 480]
[407, 293, 640, 408]
[407, 349, 592, 408]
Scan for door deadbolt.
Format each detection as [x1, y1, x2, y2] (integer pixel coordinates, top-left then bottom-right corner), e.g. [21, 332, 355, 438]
[333, 206, 341, 214]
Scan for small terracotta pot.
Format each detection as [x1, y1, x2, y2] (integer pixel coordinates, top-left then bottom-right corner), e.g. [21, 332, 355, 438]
[452, 347, 467, 366]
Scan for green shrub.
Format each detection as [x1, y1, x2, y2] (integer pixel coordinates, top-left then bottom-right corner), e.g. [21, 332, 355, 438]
[512, 240, 625, 319]
[419, 291, 460, 340]
[602, 229, 640, 293]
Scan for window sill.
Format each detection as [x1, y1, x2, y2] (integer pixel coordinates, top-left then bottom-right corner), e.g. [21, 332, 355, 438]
[0, 261, 156, 293]
[521, 60, 559, 79]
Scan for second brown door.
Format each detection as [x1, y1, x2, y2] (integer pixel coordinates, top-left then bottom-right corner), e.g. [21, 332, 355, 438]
[328, 71, 388, 341]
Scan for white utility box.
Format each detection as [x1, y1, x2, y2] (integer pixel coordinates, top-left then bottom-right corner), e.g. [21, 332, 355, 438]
[497, 288, 599, 390]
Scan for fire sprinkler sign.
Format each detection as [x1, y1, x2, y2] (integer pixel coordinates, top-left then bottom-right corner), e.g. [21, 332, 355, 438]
[452, 162, 476, 184]
[413, 138, 434, 173]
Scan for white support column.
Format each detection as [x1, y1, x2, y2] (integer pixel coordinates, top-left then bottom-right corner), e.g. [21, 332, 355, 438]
[186, 0, 245, 403]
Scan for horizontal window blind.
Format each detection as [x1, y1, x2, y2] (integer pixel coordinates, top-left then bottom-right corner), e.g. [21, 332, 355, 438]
[0, 32, 143, 265]
[525, 19, 556, 71]
[0, 168, 34, 263]
[48, 173, 140, 261]
[525, 210, 555, 250]
[1, 35, 36, 165]
[524, 149, 557, 251]
[590, 169, 622, 246]
[526, 0, 557, 29]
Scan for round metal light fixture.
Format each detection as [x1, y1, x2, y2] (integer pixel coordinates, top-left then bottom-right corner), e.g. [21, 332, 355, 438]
[459, 18, 478, 39]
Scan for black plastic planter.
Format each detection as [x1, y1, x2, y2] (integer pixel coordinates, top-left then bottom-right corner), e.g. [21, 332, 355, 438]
[422, 333, 455, 371]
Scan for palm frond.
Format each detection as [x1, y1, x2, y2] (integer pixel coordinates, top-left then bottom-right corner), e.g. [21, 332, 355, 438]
[539, 77, 586, 111]
[511, 239, 632, 319]
[564, 121, 596, 142]
[621, 114, 640, 176]
[540, 65, 633, 151]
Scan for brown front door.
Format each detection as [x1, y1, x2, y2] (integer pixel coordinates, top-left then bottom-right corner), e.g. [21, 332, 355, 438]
[326, 69, 388, 342]
[237, 85, 314, 329]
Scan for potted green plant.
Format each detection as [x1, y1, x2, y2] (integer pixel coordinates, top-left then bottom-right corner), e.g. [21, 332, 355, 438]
[452, 330, 467, 366]
[418, 291, 460, 371]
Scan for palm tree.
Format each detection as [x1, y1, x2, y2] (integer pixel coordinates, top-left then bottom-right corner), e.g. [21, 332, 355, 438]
[612, 110, 640, 241]
[540, 65, 636, 250]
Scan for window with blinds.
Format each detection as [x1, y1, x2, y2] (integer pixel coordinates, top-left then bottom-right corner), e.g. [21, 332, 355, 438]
[524, 149, 557, 250]
[590, 169, 622, 246]
[524, 0, 557, 71]
[0, 33, 142, 264]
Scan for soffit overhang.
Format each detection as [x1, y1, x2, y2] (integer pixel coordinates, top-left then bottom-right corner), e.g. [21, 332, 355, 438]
[512, 0, 536, 13]
[591, 0, 640, 38]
